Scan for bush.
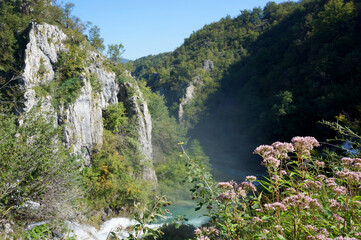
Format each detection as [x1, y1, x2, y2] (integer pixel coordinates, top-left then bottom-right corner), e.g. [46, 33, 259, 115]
[0, 106, 82, 224]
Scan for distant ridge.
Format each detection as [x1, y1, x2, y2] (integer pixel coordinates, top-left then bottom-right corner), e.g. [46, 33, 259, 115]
[121, 58, 131, 63]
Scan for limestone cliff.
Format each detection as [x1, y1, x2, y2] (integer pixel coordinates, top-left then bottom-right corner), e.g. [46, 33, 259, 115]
[19, 22, 157, 183]
[119, 80, 157, 183]
[178, 60, 213, 123]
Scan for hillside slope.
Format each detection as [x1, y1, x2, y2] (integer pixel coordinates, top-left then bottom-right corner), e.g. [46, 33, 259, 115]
[133, 0, 361, 180]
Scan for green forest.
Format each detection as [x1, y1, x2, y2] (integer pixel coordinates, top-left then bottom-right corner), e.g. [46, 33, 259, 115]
[134, 0, 361, 151]
[1, 0, 361, 239]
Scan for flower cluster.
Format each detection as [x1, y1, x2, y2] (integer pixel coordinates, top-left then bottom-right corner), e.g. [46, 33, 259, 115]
[329, 199, 342, 210]
[253, 145, 274, 158]
[262, 156, 280, 170]
[315, 160, 325, 168]
[253, 142, 294, 161]
[264, 202, 287, 211]
[189, 135, 361, 239]
[302, 180, 322, 190]
[271, 141, 295, 159]
[240, 181, 257, 192]
[245, 175, 257, 182]
[194, 226, 219, 240]
[305, 226, 332, 240]
[216, 181, 250, 202]
[336, 169, 361, 183]
[282, 193, 322, 210]
[291, 136, 320, 157]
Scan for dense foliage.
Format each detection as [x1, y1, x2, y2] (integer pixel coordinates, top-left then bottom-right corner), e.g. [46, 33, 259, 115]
[133, 0, 361, 167]
[0, 107, 82, 239]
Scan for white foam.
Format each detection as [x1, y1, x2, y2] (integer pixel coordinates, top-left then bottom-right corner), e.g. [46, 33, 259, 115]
[67, 217, 164, 240]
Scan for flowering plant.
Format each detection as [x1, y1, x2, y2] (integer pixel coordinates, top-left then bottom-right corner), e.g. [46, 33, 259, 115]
[186, 128, 361, 239]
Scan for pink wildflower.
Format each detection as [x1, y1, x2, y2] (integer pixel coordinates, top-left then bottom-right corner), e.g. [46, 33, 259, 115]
[197, 237, 210, 240]
[253, 145, 274, 158]
[272, 141, 294, 159]
[309, 234, 332, 240]
[316, 174, 326, 181]
[353, 162, 361, 170]
[336, 169, 361, 182]
[203, 226, 219, 235]
[333, 214, 344, 222]
[291, 136, 320, 156]
[318, 228, 329, 236]
[286, 187, 297, 194]
[354, 158, 361, 163]
[282, 193, 322, 210]
[315, 160, 325, 167]
[251, 216, 263, 223]
[329, 199, 342, 210]
[218, 182, 233, 190]
[304, 225, 318, 232]
[271, 175, 282, 182]
[237, 187, 247, 198]
[341, 157, 354, 166]
[245, 175, 257, 182]
[241, 181, 257, 192]
[195, 226, 219, 239]
[194, 228, 202, 235]
[302, 180, 322, 190]
[264, 202, 287, 211]
[217, 190, 237, 202]
[263, 156, 280, 169]
[333, 186, 347, 195]
[334, 237, 357, 240]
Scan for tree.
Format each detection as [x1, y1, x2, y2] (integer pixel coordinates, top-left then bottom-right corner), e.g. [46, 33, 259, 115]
[88, 25, 104, 52]
[107, 43, 125, 63]
[62, 2, 74, 28]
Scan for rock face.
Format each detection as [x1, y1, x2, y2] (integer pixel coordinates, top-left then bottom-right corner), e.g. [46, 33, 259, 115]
[178, 60, 213, 123]
[60, 51, 118, 165]
[203, 59, 214, 72]
[20, 22, 119, 166]
[178, 82, 196, 123]
[119, 81, 157, 183]
[19, 21, 156, 183]
[21, 22, 67, 112]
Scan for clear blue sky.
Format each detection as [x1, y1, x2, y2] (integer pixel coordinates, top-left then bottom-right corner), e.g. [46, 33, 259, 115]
[69, 0, 290, 60]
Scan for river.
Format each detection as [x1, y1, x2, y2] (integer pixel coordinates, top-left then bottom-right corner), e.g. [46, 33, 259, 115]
[66, 200, 208, 240]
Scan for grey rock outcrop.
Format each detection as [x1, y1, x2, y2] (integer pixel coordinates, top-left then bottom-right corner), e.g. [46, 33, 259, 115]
[119, 81, 157, 183]
[61, 52, 118, 165]
[20, 22, 157, 183]
[20, 22, 118, 166]
[178, 82, 197, 123]
[203, 59, 214, 72]
[21, 22, 67, 112]
[178, 60, 212, 123]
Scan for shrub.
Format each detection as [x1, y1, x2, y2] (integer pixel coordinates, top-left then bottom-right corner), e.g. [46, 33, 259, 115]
[0, 106, 82, 224]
